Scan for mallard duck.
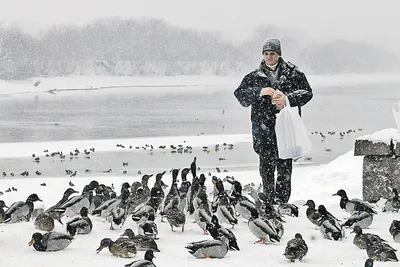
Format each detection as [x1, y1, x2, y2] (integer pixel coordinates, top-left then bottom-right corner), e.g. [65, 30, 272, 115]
[193, 174, 207, 212]
[121, 229, 160, 252]
[216, 193, 238, 227]
[178, 168, 191, 212]
[366, 238, 398, 262]
[138, 212, 158, 239]
[389, 220, 400, 243]
[141, 174, 153, 203]
[96, 237, 137, 258]
[153, 171, 167, 211]
[165, 196, 185, 232]
[209, 215, 239, 251]
[264, 204, 285, 238]
[283, 233, 308, 262]
[48, 188, 80, 211]
[124, 250, 156, 267]
[318, 205, 344, 241]
[247, 207, 280, 243]
[227, 179, 255, 220]
[34, 188, 79, 231]
[127, 182, 142, 208]
[350, 225, 387, 249]
[185, 236, 228, 259]
[28, 232, 73, 252]
[66, 207, 92, 236]
[211, 176, 225, 199]
[92, 195, 119, 217]
[108, 189, 130, 230]
[131, 187, 163, 222]
[162, 169, 180, 213]
[342, 211, 373, 229]
[383, 188, 400, 212]
[4, 193, 42, 223]
[0, 200, 9, 223]
[56, 186, 91, 217]
[333, 189, 376, 214]
[187, 157, 199, 215]
[193, 192, 213, 234]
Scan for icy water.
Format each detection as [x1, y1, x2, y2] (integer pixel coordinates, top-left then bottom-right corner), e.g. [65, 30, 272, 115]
[1, 81, 400, 178]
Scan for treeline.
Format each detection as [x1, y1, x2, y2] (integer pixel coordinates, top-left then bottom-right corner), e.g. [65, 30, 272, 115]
[0, 18, 399, 80]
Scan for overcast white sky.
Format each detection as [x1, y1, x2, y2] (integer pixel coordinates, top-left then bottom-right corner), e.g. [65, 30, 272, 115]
[1, 0, 399, 52]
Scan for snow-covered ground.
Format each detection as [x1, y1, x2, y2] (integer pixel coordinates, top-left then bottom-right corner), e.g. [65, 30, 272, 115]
[0, 135, 399, 267]
[1, 72, 400, 96]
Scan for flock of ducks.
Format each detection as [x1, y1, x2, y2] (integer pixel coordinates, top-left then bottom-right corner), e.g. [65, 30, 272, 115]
[1, 156, 400, 266]
[0, 142, 234, 182]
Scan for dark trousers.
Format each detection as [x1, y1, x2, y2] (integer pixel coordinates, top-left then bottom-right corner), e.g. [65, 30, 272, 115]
[259, 155, 292, 204]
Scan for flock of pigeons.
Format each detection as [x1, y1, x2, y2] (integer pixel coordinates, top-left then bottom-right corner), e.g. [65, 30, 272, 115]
[1, 156, 400, 267]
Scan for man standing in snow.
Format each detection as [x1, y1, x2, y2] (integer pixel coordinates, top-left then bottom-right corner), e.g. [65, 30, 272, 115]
[234, 38, 313, 204]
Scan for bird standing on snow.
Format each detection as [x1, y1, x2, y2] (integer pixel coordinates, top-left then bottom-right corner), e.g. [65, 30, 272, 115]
[34, 188, 79, 231]
[303, 199, 322, 227]
[283, 233, 308, 262]
[247, 207, 280, 244]
[216, 193, 238, 227]
[193, 192, 212, 234]
[178, 168, 191, 212]
[333, 189, 376, 214]
[318, 205, 344, 241]
[4, 193, 43, 223]
[165, 196, 186, 232]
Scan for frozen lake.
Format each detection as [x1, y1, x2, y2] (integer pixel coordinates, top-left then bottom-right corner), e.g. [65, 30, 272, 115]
[1, 79, 400, 178]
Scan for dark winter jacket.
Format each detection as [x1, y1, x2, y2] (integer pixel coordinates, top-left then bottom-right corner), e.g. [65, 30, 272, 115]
[234, 58, 313, 158]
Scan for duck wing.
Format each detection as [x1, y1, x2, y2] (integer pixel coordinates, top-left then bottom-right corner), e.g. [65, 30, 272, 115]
[92, 198, 119, 216]
[349, 198, 376, 214]
[115, 237, 136, 249]
[185, 239, 221, 253]
[45, 232, 73, 251]
[5, 201, 24, 217]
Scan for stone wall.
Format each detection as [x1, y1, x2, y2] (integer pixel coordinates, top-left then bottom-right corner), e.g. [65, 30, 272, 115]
[354, 129, 400, 202]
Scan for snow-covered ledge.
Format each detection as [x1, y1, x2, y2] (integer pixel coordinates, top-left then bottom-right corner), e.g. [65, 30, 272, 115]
[354, 128, 400, 202]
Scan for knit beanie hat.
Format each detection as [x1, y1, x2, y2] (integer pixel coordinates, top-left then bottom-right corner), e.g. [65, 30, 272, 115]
[262, 38, 281, 55]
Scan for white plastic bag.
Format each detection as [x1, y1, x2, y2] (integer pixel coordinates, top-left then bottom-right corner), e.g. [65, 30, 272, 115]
[392, 101, 400, 130]
[275, 96, 312, 159]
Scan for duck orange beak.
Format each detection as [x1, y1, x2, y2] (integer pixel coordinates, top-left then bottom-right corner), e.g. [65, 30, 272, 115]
[96, 246, 104, 253]
[28, 239, 34, 246]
